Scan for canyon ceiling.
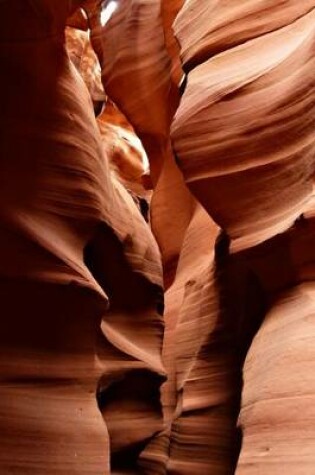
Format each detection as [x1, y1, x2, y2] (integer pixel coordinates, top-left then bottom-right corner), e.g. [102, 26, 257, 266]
[0, 0, 315, 474]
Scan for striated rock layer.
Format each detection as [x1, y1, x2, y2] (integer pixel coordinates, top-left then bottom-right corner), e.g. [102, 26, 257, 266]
[171, 1, 315, 473]
[86, 0, 188, 289]
[1, 0, 315, 474]
[172, 7, 315, 250]
[0, 1, 164, 474]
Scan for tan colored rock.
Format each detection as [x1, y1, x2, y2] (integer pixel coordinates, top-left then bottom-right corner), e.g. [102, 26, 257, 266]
[172, 7, 315, 251]
[97, 115, 149, 199]
[66, 26, 105, 100]
[170, 3, 315, 474]
[87, 0, 174, 143]
[161, 0, 185, 86]
[235, 216, 315, 474]
[1, 1, 315, 474]
[86, 1, 191, 287]
[174, 0, 315, 71]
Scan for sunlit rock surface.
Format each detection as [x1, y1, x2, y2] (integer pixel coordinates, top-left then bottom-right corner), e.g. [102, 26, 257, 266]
[65, 26, 104, 100]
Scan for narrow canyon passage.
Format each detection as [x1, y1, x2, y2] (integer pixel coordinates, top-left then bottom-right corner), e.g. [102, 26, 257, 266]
[0, 1, 314, 474]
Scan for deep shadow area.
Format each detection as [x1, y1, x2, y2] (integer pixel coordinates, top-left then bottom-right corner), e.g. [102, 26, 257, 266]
[97, 369, 162, 472]
[84, 222, 164, 314]
[84, 222, 165, 472]
[213, 230, 268, 471]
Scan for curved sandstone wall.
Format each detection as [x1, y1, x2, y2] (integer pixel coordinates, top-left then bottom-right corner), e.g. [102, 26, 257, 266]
[0, 1, 314, 474]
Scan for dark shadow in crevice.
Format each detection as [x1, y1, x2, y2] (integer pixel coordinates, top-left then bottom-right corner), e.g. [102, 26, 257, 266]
[83, 222, 164, 314]
[83, 223, 165, 471]
[213, 230, 268, 471]
[97, 369, 163, 473]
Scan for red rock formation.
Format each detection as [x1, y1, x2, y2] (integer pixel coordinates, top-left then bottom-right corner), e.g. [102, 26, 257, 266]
[174, 0, 315, 72]
[236, 217, 315, 474]
[0, 1, 164, 473]
[170, 2, 315, 474]
[66, 26, 105, 100]
[86, 0, 189, 289]
[160, 0, 184, 87]
[172, 7, 315, 250]
[87, 0, 174, 151]
[67, 5, 89, 31]
[1, 0, 315, 474]
[97, 111, 150, 199]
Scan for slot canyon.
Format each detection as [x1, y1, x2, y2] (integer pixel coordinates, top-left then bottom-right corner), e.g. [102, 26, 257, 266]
[0, 1, 314, 473]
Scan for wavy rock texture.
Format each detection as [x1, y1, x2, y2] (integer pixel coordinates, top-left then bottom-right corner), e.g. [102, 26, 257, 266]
[172, 7, 315, 250]
[86, 0, 190, 288]
[66, 26, 105, 100]
[160, 0, 184, 87]
[239, 286, 315, 474]
[235, 216, 315, 474]
[87, 0, 174, 146]
[164, 207, 240, 475]
[1, 0, 315, 474]
[171, 2, 315, 474]
[174, 0, 315, 72]
[0, 1, 164, 473]
[97, 112, 150, 200]
[84, 4, 204, 473]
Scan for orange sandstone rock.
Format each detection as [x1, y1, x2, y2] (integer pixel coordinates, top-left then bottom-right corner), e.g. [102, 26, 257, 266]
[0, 1, 164, 473]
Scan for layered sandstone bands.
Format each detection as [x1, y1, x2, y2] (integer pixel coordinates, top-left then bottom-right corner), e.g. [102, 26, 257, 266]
[66, 26, 105, 101]
[174, 0, 315, 72]
[172, 6, 315, 250]
[87, 0, 174, 143]
[85, 0, 191, 289]
[1, 0, 314, 474]
[171, 2, 315, 474]
[0, 1, 164, 473]
[236, 218, 315, 474]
